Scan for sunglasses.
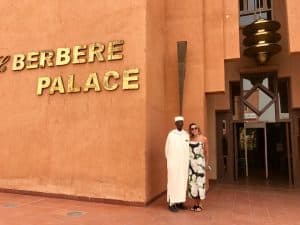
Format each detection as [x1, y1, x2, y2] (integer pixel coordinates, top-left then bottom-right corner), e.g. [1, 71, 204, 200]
[191, 127, 198, 130]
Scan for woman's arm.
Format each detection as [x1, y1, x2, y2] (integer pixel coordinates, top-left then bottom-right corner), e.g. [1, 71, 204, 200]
[201, 135, 208, 164]
[204, 139, 208, 164]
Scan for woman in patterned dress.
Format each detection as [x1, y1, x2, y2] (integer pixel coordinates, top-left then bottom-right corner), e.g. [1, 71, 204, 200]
[188, 123, 208, 212]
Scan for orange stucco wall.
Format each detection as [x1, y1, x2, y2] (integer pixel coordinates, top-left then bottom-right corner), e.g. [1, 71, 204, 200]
[224, 0, 240, 60]
[0, 1, 147, 202]
[204, 0, 240, 93]
[165, 0, 206, 129]
[285, 0, 300, 53]
[0, 0, 259, 202]
[204, 0, 225, 93]
[145, 0, 167, 202]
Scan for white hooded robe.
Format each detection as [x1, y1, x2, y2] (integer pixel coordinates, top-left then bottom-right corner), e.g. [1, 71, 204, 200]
[165, 129, 190, 205]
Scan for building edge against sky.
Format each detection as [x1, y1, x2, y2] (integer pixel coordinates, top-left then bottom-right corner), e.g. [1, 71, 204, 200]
[0, 0, 300, 205]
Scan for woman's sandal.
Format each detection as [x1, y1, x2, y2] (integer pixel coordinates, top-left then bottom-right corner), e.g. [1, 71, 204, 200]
[191, 205, 202, 212]
[194, 205, 202, 212]
[190, 205, 197, 211]
[191, 205, 203, 212]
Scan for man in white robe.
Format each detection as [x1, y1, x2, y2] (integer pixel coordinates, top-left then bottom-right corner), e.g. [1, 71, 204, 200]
[165, 116, 190, 212]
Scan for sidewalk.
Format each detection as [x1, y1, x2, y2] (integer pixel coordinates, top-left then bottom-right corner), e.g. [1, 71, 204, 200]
[0, 183, 299, 225]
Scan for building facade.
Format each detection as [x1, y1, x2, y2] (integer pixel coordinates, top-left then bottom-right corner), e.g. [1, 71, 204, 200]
[0, 0, 299, 205]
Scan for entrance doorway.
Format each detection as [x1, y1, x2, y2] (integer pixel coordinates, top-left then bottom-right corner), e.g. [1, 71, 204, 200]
[233, 122, 292, 185]
[215, 73, 298, 186]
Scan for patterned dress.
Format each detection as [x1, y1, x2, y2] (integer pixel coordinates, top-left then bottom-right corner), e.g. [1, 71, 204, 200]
[188, 141, 206, 200]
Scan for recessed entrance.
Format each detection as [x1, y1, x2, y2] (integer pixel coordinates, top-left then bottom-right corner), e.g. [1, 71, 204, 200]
[215, 73, 297, 186]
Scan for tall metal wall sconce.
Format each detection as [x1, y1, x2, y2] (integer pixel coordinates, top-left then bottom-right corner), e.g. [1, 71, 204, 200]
[177, 41, 187, 115]
[243, 18, 281, 65]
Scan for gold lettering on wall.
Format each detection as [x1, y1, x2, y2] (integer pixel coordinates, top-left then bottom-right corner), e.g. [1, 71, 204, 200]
[107, 40, 124, 61]
[37, 77, 51, 96]
[88, 43, 105, 62]
[39, 50, 54, 68]
[72, 45, 87, 64]
[12, 54, 25, 71]
[123, 68, 140, 90]
[2, 40, 141, 95]
[36, 69, 140, 95]
[56, 48, 71, 66]
[103, 71, 120, 91]
[83, 73, 101, 92]
[26, 52, 39, 69]
[9, 40, 125, 71]
[67, 74, 81, 93]
[49, 76, 65, 94]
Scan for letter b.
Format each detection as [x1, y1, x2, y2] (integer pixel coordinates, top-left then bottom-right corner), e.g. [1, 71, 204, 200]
[12, 54, 25, 71]
[56, 48, 71, 66]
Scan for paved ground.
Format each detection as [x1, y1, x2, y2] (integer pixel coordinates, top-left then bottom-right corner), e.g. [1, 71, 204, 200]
[0, 183, 299, 225]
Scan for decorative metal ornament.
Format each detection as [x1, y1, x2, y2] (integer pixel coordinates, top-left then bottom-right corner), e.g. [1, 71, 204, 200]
[177, 41, 187, 115]
[243, 18, 281, 65]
